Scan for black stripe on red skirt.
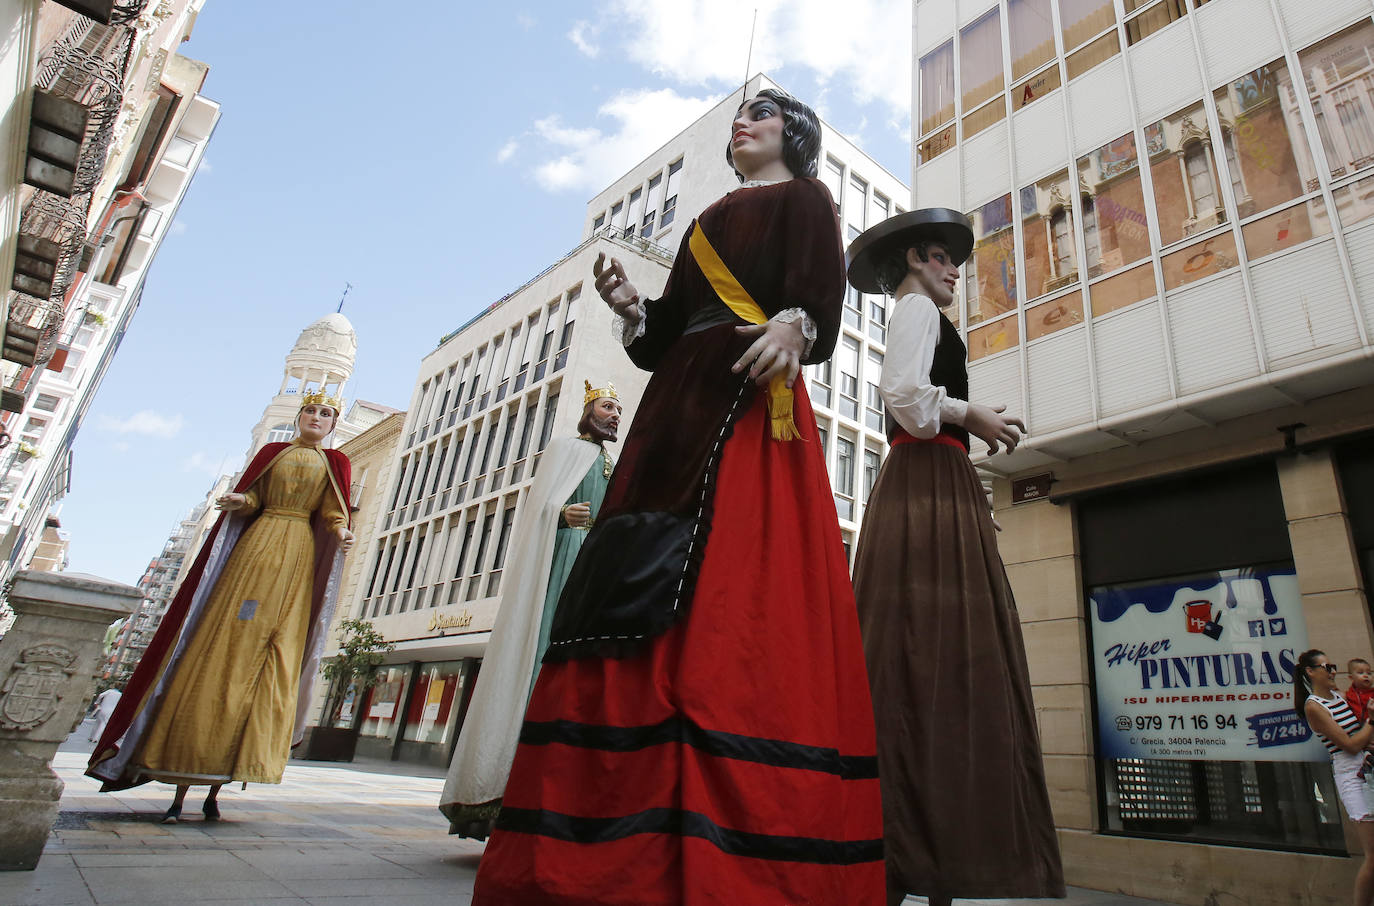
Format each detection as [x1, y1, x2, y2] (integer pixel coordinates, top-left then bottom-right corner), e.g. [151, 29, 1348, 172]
[496, 806, 884, 865]
[519, 716, 879, 780]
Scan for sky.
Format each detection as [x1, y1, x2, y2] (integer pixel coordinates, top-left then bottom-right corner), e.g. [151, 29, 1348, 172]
[59, 0, 913, 586]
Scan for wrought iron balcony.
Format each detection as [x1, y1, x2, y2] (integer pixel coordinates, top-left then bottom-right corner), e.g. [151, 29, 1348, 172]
[47, 0, 148, 27]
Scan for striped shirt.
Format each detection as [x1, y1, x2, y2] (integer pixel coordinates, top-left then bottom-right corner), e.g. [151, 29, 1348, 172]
[1309, 692, 1362, 755]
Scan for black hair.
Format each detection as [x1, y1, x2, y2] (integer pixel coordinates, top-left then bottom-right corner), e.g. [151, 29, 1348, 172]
[871, 240, 938, 296]
[725, 88, 822, 183]
[1293, 649, 1325, 722]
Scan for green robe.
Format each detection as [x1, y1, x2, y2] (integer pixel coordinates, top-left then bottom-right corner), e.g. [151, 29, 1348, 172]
[532, 450, 611, 686]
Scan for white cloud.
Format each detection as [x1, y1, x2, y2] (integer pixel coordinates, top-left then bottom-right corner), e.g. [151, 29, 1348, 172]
[598, 0, 910, 114]
[182, 451, 230, 477]
[196, 157, 212, 175]
[169, 220, 188, 236]
[97, 410, 183, 438]
[527, 90, 716, 193]
[516, 12, 536, 29]
[568, 20, 600, 57]
[112, 441, 130, 453]
[497, 139, 520, 163]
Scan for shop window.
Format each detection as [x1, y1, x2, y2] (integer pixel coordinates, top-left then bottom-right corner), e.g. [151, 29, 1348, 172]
[919, 40, 956, 138]
[967, 194, 1018, 325]
[1124, 0, 1186, 46]
[967, 314, 1020, 361]
[1066, 30, 1120, 81]
[1143, 103, 1225, 245]
[1026, 290, 1084, 341]
[1080, 462, 1342, 853]
[359, 666, 408, 739]
[1300, 21, 1374, 181]
[918, 124, 957, 165]
[1240, 196, 1333, 261]
[1020, 170, 1080, 301]
[1160, 230, 1239, 290]
[1059, 0, 1115, 53]
[401, 661, 467, 746]
[1333, 172, 1374, 228]
[960, 8, 1005, 138]
[1010, 0, 1055, 82]
[1088, 261, 1156, 318]
[1335, 434, 1374, 612]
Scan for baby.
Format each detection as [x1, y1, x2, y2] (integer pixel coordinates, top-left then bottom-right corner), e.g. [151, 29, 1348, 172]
[1344, 658, 1374, 779]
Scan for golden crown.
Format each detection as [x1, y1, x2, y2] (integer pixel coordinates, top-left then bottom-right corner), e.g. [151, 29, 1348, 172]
[300, 388, 343, 412]
[583, 379, 618, 407]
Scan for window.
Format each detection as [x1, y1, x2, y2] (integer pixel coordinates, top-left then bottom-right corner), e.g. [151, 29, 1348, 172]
[1010, 0, 1055, 81]
[1124, 0, 1186, 45]
[555, 288, 577, 371]
[847, 174, 868, 234]
[844, 285, 864, 330]
[1300, 22, 1374, 181]
[626, 187, 643, 240]
[461, 426, 481, 481]
[865, 349, 885, 432]
[643, 173, 662, 235]
[1020, 169, 1079, 300]
[862, 448, 882, 504]
[834, 435, 856, 521]
[810, 358, 833, 408]
[538, 391, 559, 452]
[961, 9, 1005, 137]
[478, 414, 500, 476]
[266, 422, 295, 444]
[817, 424, 830, 459]
[919, 40, 955, 137]
[1077, 132, 1152, 278]
[163, 135, 197, 166]
[1059, 0, 1115, 52]
[610, 201, 626, 235]
[867, 294, 887, 344]
[453, 517, 477, 580]
[822, 156, 845, 213]
[870, 191, 889, 232]
[515, 400, 537, 462]
[32, 394, 59, 413]
[468, 512, 496, 600]
[487, 503, 518, 596]
[1148, 102, 1227, 244]
[496, 406, 519, 468]
[592, 213, 605, 234]
[966, 194, 1017, 325]
[400, 662, 466, 745]
[661, 159, 683, 228]
[429, 442, 450, 497]
[838, 337, 860, 421]
[1065, 30, 1120, 80]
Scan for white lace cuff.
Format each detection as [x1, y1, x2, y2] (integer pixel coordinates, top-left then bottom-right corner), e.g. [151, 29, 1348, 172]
[613, 298, 647, 346]
[773, 307, 817, 359]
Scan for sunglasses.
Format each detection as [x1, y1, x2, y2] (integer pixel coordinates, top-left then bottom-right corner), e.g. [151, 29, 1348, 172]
[1312, 664, 1338, 673]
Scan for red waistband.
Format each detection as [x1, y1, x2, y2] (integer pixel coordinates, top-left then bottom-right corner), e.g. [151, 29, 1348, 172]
[890, 429, 970, 453]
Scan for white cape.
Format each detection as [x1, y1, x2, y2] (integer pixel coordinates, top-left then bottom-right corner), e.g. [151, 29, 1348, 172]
[439, 436, 602, 817]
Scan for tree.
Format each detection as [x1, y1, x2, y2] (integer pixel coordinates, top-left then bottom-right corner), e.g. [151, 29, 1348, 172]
[320, 618, 394, 726]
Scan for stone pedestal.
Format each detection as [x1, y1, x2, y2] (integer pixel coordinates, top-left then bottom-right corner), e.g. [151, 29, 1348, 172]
[0, 570, 141, 871]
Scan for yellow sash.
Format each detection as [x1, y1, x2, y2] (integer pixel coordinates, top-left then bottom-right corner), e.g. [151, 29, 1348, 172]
[688, 224, 800, 441]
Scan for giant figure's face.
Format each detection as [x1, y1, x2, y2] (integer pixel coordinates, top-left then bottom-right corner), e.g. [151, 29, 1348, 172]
[585, 397, 622, 443]
[907, 242, 960, 310]
[729, 95, 786, 179]
[297, 404, 338, 443]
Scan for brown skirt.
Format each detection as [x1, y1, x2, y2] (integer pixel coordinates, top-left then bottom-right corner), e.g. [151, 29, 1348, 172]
[852, 441, 1065, 900]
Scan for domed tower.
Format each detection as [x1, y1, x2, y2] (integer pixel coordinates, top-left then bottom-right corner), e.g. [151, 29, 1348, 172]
[244, 312, 359, 463]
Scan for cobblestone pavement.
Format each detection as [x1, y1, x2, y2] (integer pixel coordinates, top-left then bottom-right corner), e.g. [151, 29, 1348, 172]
[0, 720, 1187, 905]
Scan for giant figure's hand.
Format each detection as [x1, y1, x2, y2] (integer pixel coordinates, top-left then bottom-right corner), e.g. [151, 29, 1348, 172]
[563, 502, 592, 528]
[964, 403, 1026, 455]
[336, 525, 355, 554]
[215, 492, 247, 512]
[593, 253, 642, 320]
[732, 318, 805, 388]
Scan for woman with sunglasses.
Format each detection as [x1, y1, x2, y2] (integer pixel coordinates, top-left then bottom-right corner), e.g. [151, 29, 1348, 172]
[1295, 648, 1374, 905]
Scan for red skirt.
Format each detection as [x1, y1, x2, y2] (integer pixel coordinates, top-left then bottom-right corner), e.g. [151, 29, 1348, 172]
[473, 383, 885, 906]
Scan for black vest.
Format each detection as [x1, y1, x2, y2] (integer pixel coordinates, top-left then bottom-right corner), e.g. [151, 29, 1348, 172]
[885, 309, 970, 449]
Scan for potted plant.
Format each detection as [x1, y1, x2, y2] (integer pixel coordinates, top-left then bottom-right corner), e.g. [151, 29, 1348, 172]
[301, 618, 393, 761]
[15, 441, 41, 462]
[83, 310, 108, 327]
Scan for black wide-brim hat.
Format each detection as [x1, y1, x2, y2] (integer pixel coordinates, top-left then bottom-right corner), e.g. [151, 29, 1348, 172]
[846, 207, 974, 294]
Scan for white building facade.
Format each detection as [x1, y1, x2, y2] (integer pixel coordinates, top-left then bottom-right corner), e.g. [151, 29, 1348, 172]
[0, 2, 219, 599]
[913, 1, 1374, 902]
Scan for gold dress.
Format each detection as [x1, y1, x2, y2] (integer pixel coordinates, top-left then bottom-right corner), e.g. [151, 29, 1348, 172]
[137, 441, 347, 785]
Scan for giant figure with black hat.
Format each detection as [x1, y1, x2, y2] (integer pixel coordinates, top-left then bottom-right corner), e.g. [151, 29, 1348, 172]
[847, 209, 1065, 905]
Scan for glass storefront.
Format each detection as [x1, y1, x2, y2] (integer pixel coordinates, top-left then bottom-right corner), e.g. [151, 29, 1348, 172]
[353, 658, 479, 768]
[1079, 461, 1346, 852]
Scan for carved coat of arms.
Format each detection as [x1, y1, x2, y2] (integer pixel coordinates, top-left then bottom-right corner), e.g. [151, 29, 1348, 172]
[0, 643, 77, 730]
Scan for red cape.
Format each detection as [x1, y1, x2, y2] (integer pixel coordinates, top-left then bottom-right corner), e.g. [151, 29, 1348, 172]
[88, 442, 350, 784]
